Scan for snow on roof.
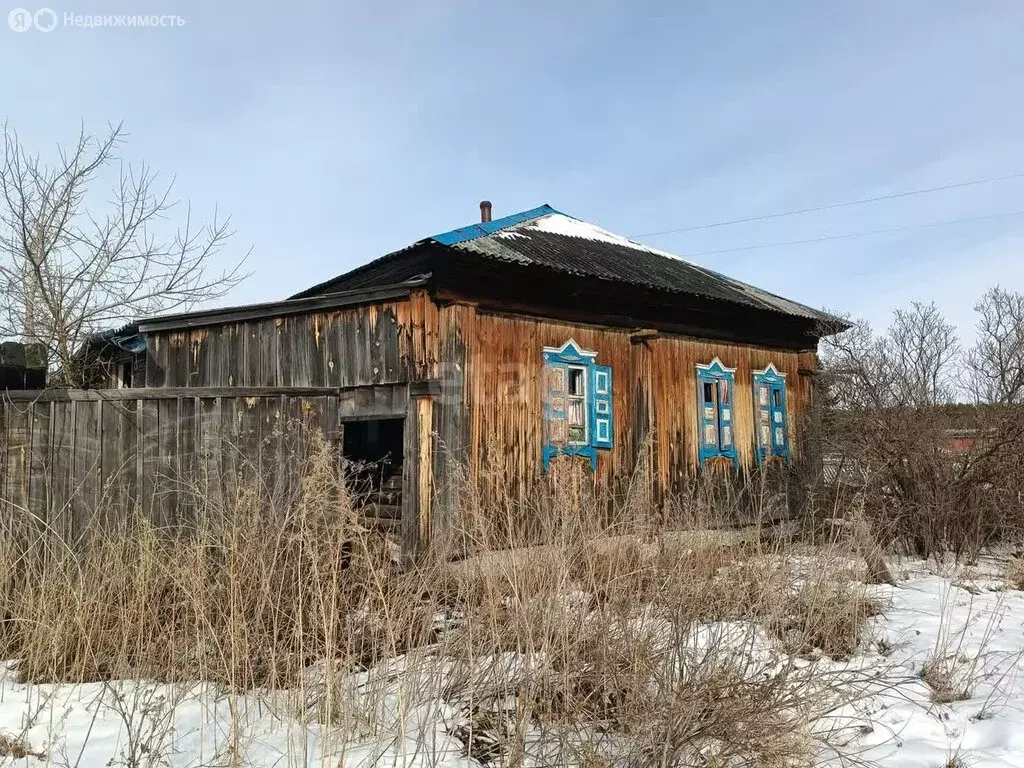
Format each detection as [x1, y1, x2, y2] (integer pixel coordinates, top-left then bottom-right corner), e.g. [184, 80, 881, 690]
[510, 212, 688, 263]
[463, 208, 836, 323]
[290, 204, 845, 328]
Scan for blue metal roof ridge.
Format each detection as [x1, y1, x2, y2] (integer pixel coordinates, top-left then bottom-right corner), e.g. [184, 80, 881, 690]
[431, 204, 560, 246]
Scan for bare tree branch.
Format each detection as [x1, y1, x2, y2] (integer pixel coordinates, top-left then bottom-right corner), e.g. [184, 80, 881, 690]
[967, 286, 1024, 404]
[0, 123, 249, 386]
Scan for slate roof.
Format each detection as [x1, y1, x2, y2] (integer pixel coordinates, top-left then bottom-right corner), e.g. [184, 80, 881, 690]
[292, 204, 839, 325]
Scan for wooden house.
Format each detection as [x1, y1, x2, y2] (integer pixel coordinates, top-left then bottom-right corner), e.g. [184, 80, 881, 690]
[92, 202, 847, 551]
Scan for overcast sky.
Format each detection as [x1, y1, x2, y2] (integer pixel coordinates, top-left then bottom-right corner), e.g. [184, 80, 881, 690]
[3, 1, 1023, 339]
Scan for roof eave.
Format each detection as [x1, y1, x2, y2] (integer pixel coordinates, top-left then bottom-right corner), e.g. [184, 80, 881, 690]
[138, 276, 430, 333]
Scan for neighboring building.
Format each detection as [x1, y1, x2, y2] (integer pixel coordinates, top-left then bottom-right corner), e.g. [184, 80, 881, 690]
[87, 203, 847, 545]
[0, 342, 46, 390]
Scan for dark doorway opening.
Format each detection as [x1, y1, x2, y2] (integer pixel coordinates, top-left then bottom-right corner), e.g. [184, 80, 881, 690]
[341, 418, 404, 526]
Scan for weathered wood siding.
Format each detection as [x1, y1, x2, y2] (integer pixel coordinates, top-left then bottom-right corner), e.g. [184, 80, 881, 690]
[453, 310, 630, 496]
[144, 296, 439, 388]
[454, 308, 817, 497]
[646, 336, 817, 490]
[0, 383, 432, 552]
[0, 390, 341, 548]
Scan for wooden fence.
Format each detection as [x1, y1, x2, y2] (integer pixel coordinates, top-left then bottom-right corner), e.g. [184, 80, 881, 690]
[0, 382, 438, 555]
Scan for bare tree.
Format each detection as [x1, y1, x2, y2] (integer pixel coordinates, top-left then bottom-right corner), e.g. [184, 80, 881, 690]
[0, 122, 247, 386]
[818, 316, 892, 410]
[885, 301, 961, 406]
[814, 296, 1023, 560]
[820, 302, 959, 408]
[967, 286, 1024, 404]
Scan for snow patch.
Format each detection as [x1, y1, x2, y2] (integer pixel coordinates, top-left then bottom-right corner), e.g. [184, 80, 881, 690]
[3, 557, 1023, 767]
[519, 213, 689, 262]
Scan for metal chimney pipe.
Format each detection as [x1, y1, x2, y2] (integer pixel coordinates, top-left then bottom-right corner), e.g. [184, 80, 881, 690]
[480, 200, 492, 223]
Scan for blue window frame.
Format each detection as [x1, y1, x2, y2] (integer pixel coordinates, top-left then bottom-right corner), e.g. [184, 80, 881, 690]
[543, 339, 613, 471]
[696, 358, 738, 467]
[753, 364, 790, 462]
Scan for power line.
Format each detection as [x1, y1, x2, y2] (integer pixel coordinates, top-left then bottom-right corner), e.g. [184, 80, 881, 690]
[633, 171, 1024, 238]
[673, 208, 1024, 258]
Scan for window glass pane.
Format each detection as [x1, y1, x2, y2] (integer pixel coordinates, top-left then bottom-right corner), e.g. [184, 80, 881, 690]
[568, 367, 585, 396]
[722, 425, 733, 447]
[568, 398, 586, 428]
[568, 396, 587, 445]
[774, 427, 786, 447]
[703, 422, 718, 445]
[772, 388, 783, 408]
[759, 385, 769, 405]
[718, 379, 730, 404]
[703, 382, 714, 403]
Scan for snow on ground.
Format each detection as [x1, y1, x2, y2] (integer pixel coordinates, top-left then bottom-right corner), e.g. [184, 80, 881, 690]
[825, 555, 1024, 768]
[1, 556, 1023, 767]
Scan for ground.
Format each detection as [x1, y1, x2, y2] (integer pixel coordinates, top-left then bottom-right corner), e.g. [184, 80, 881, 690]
[1, 555, 1023, 768]
[838, 555, 1024, 767]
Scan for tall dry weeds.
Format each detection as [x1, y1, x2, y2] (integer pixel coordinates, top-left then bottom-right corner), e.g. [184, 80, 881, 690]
[0, 434, 885, 766]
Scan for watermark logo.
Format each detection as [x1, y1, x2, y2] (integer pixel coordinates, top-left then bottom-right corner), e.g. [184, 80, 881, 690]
[8, 7, 184, 31]
[7, 7, 49, 31]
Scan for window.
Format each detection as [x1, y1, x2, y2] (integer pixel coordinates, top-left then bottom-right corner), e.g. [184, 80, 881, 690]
[567, 366, 588, 444]
[116, 360, 133, 389]
[753, 364, 789, 462]
[696, 358, 737, 466]
[542, 339, 613, 471]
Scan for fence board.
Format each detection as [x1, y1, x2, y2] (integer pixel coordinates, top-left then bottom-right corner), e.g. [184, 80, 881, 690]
[26, 401, 52, 548]
[72, 400, 102, 543]
[0, 380, 439, 555]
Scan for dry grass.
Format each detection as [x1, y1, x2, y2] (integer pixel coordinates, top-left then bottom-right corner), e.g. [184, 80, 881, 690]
[0, 732, 45, 759]
[1005, 557, 1024, 590]
[920, 656, 972, 704]
[0, 434, 887, 766]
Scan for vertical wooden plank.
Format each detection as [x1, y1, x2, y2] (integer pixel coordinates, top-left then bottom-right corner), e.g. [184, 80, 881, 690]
[402, 393, 433, 561]
[281, 394, 304, 503]
[0, 402, 8, 527]
[145, 336, 167, 387]
[629, 335, 655, 501]
[100, 400, 123, 525]
[259, 395, 281, 503]
[26, 402, 52, 544]
[138, 397, 160, 528]
[277, 318, 295, 387]
[198, 396, 224, 516]
[222, 325, 241, 387]
[200, 327, 223, 388]
[431, 304, 467, 549]
[371, 308, 389, 385]
[219, 396, 239, 508]
[71, 400, 101, 546]
[50, 402, 75, 547]
[161, 334, 186, 387]
[257, 319, 279, 387]
[339, 314, 356, 388]
[282, 315, 320, 387]
[6, 404, 30, 528]
[120, 399, 139, 519]
[156, 398, 180, 529]
[356, 311, 373, 387]
[177, 396, 198, 528]
[309, 314, 326, 385]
